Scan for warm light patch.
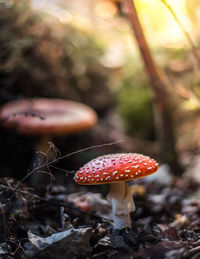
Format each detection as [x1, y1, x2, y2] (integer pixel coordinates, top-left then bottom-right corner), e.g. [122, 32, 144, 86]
[135, 0, 192, 46]
[95, 0, 118, 19]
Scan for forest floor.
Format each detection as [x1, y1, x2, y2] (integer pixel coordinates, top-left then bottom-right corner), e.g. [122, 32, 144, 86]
[1, 172, 200, 259]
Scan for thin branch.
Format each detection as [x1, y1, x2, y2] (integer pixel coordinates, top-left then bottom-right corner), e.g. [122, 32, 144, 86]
[0, 184, 43, 200]
[0, 110, 46, 125]
[49, 164, 73, 175]
[160, 0, 200, 70]
[0, 139, 121, 256]
[0, 184, 112, 223]
[122, 0, 183, 174]
[14, 140, 124, 192]
[183, 245, 200, 258]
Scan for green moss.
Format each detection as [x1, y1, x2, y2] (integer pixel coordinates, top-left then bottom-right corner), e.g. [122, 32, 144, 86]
[117, 70, 155, 140]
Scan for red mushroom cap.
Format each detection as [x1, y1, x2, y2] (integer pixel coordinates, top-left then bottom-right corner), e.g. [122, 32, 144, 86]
[0, 98, 97, 135]
[75, 153, 158, 185]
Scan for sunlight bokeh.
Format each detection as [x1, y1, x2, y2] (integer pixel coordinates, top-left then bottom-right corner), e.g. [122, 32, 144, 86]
[135, 0, 192, 47]
[32, 0, 200, 53]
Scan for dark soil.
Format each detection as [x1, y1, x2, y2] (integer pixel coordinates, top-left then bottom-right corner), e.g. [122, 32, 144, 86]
[1, 176, 200, 259]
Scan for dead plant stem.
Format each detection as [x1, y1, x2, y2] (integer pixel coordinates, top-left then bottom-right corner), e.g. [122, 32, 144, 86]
[160, 0, 200, 70]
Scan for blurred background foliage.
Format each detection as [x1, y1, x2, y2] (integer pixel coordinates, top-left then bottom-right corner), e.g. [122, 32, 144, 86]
[0, 0, 113, 115]
[117, 65, 154, 140]
[2, 0, 200, 134]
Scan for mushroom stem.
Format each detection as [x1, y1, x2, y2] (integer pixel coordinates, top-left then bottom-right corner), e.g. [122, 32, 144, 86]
[107, 182, 135, 229]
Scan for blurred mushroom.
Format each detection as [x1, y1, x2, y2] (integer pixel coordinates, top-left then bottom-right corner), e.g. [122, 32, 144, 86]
[0, 98, 97, 186]
[74, 153, 158, 229]
[0, 98, 97, 136]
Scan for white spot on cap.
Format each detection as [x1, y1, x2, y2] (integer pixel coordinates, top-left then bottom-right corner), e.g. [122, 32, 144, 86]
[112, 171, 118, 176]
[95, 174, 100, 178]
[125, 169, 131, 173]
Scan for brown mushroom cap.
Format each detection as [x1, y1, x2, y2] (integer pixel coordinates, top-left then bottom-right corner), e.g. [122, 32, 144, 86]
[0, 98, 97, 135]
[75, 153, 158, 185]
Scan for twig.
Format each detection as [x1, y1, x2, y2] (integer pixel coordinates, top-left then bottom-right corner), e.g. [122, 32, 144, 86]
[160, 0, 200, 70]
[0, 110, 46, 125]
[49, 164, 72, 175]
[122, 0, 183, 174]
[0, 184, 112, 223]
[0, 203, 6, 239]
[1, 140, 122, 225]
[0, 184, 44, 200]
[11, 239, 25, 255]
[183, 246, 200, 258]
[14, 140, 124, 192]
[0, 139, 121, 256]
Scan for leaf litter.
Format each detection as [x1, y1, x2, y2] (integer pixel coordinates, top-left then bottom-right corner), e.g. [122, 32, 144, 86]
[1, 144, 200, 258]
[1, 175, 200, 259]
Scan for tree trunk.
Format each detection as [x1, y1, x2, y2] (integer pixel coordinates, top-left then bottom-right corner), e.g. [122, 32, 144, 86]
[123, 0, 183, 175]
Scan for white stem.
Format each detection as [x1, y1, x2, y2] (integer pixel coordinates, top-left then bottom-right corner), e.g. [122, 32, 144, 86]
[107, 182, 135, 229]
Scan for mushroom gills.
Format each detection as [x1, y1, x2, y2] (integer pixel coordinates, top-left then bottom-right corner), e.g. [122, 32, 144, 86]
[107, 182, 135, 229]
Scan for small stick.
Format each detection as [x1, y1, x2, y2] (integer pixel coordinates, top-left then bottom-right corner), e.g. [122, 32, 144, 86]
[183, 246, 200, 258]
[160, 0, 200, 70]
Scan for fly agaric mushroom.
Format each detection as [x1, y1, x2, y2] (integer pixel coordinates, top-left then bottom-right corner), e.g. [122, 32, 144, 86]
[74, 153, 158, 229]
